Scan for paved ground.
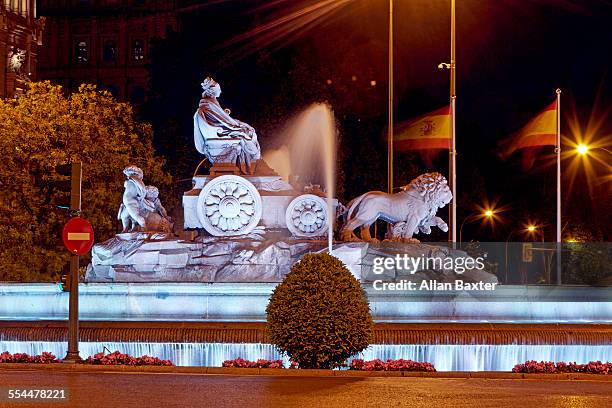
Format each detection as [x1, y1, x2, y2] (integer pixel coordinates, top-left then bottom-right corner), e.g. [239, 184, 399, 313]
[0, 370, 610, 408]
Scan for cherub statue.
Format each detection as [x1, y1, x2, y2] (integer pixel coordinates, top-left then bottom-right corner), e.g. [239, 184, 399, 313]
[193, 77, 261, 174]
[144, 186, 168, 219]
[142, 185, 173, 233]
[117, 166, 174, 233]
[117, 165, 146, 232]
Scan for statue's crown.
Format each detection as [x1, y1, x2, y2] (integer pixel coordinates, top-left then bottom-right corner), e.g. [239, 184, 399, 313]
[200, 77, 217, 92]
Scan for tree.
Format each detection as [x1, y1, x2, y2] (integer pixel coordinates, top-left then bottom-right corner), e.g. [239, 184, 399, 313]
[0, 82, 171, 281]
[266, 253, 373, 369]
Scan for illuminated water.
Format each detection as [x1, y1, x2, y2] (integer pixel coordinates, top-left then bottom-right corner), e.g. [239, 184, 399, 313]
[1, 283, 611, 322]
[1, 284, 610, 370]
[264, 103, 336, 253]
[0, 341, 609, 371]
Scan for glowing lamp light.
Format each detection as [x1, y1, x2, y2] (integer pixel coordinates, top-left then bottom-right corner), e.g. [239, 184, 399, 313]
[484, 210, 494, 218]
[576, 144, 589, 155]
[527, 225, 536, 232]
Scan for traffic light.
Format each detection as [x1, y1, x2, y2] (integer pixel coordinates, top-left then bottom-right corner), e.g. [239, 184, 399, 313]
[59, 274, 71, 292]
[54, 162, 82, 212]
[522, 243, 533, 263]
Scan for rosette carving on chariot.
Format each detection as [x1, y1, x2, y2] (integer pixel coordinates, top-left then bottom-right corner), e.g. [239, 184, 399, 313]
[197, 175, 262, 236]
[285, 194, 329, 238]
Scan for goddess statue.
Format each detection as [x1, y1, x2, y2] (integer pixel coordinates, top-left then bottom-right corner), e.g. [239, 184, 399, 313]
[193, 77, 261, 174]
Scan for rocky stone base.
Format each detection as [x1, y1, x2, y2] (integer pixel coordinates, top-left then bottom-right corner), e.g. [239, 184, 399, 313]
[86, 232, 331, 282]
[86, 234, 498, 284]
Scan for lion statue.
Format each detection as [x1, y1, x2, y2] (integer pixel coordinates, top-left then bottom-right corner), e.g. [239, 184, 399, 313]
[340, 172, 452, 241]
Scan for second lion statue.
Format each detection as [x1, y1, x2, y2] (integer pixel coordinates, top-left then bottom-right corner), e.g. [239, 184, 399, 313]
[340, 172, 452, 241]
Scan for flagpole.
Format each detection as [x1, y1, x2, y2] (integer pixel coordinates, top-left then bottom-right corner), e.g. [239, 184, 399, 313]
[449, 0, 457, 243]
[387, 0, 394, 194]
[555, 88, 562, 284]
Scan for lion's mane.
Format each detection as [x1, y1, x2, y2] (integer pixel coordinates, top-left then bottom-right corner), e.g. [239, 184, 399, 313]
[402, 172, 449, 207]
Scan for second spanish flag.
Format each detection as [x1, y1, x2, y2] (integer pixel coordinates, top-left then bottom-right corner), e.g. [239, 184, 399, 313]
[394, 106, 451, 150]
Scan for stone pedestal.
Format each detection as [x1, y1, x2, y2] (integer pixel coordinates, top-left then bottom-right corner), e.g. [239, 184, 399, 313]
[86, 233, 330, 283]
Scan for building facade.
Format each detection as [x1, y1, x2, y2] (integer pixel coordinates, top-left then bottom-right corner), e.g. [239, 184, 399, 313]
[38, 0, 179, 102]
[0, 0, 44, 98]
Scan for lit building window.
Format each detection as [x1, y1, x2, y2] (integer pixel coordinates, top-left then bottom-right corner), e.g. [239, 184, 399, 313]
[103, 40, 117, 62]
[76, 41, 88, 63]
[132, 39, 144, 61]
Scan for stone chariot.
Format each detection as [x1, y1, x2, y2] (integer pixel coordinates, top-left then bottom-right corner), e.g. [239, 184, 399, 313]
[183, 77, 332, 238]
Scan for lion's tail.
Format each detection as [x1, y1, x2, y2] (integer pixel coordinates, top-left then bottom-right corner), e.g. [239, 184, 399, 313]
[345, 193, 369, 221]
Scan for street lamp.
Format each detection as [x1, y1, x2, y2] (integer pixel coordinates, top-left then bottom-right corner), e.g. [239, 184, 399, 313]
[459, 208, 496, 244]
[504, 222, 544, 282]
[524, 224, 545, 241]
[576, 143, 612, 156]
[507, 223, 543, 242]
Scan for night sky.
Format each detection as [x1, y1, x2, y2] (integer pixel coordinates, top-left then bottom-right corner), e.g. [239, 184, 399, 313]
[143, 0, 612, 241]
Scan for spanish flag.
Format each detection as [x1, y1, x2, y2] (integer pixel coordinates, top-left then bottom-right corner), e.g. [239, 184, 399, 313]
[499, 100, 557, 158]
[394, 106, 451, 150]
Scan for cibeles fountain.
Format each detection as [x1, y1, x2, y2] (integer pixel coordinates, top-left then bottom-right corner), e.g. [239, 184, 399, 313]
[9, 78, 604, 373]
[87, 77, 497, 286]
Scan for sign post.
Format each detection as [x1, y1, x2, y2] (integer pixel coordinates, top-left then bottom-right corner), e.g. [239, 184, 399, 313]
[56, 161, 91, 363]
[61, 217, 94, 362]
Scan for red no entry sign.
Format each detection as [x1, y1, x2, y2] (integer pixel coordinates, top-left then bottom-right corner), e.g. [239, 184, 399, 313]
[62, 217, 94, 255]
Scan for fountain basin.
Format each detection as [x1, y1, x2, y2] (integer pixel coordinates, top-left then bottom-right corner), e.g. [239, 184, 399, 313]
[0, 341, 609, 371]
[0, 283, 610, 323]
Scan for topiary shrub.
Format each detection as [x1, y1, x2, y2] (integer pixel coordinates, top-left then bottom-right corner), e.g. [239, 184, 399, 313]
[266, 252, 374, 369]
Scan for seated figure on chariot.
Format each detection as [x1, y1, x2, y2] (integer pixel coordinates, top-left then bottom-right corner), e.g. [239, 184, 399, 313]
[194, 77, 261, 174]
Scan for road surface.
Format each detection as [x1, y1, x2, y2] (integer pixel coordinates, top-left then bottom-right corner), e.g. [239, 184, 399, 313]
[0, 370, 610, 408]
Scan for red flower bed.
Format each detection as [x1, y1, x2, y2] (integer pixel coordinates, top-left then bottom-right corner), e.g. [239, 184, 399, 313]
[349, 359, 436, 372]
[512, 360, 611, 374]
[0, 352, 60, 364]
[222, 358, 285, 369]
[83, 351, 173, 366]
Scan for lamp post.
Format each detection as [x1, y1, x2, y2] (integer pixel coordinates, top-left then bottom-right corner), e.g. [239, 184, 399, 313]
[458, 209, 494, 244]
[438, 0, 457, 242]
[387, 0, 393, 194]
[449, 0, 457, 243]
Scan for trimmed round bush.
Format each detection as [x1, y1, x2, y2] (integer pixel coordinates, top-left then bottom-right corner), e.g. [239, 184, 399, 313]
[266, 253, 373, 369]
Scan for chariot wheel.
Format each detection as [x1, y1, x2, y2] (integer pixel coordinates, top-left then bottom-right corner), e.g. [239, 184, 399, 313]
[197, 175, 262, 236]
[285, 194, 329, 237]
